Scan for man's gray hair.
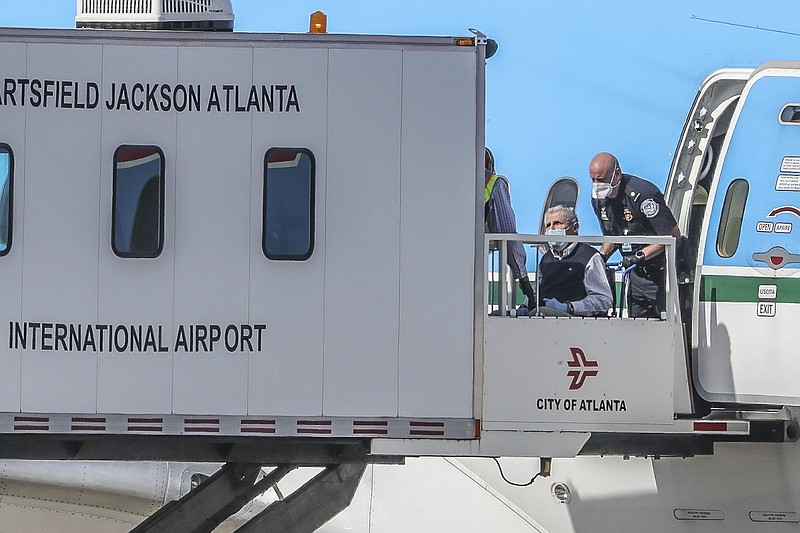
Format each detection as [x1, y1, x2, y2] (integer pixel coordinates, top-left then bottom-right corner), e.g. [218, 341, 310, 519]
[545, 205, 578, 227]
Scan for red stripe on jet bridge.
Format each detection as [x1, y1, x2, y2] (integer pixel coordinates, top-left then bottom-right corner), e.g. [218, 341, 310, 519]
[71, 425, 105, 431]
[296, 420, 333, 434]
[185, 419, 220, 425]
[352, 420, 389, 435]
[241, 419, 276, 434]
[13, 416, 49, 431]
[241, 427, 277, 434]
[410, 420, 446, 436]
[297, 428, 333, 434]
[694, 421, 728, 432]
[72, 417, 106, 423]
[128, 417, 164, 432]
[184, 418, 220, 433]
[410, 429, 446, 436]
[128, 426, 163, 432]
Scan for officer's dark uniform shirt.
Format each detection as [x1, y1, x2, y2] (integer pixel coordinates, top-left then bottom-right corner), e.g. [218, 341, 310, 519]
[591, 173, 676, 267]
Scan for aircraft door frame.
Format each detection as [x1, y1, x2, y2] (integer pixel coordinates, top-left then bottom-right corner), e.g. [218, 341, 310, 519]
[694, 65, 800, 405]
[539, 176, 579, 234]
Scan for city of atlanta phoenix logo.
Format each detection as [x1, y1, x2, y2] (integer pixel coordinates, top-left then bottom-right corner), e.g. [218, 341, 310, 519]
[567, 347, 598, 390]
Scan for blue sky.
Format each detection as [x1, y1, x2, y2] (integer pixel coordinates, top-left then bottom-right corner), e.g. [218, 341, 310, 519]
[3, 1, 799, 245]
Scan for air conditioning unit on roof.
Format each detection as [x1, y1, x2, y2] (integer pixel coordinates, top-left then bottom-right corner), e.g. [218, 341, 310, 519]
[76, 0, 234, 31]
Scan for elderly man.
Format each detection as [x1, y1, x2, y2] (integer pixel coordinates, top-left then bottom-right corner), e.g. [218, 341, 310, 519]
[589, 152, 680, 318]
[531, 205, 612, 317]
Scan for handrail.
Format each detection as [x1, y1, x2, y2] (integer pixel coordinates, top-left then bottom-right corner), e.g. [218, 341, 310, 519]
[618, 264, 639, 318]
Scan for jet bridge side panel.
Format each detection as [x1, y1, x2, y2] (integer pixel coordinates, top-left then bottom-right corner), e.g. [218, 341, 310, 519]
[0, 42, 26, 412]
[171, 45, 254, 415]
[248, 47, 328, 417]
[20, 43, 104, 413]
[0, 32, 482, 451]
[398, 49, 476, 418]
[322, 48, 403, 417]
[96, 44, 178, 415]
[484, 318, 674, 429]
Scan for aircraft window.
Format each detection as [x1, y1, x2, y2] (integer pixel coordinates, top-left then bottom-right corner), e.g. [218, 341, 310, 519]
[0, 145, 12, 256]
[112, 146, 164, 258]
[779, 104, 800, 124]
[716, 178, 749, 258]
[263, 148, 315, 260]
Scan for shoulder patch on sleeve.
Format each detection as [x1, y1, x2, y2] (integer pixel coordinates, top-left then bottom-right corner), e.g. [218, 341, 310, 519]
[641, 198, 659, 218]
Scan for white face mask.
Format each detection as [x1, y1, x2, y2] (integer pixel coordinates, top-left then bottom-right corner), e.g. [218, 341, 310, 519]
[592, 168, 620, 200]
[545, 228, 568, 252]
[592, 182, 613, 200]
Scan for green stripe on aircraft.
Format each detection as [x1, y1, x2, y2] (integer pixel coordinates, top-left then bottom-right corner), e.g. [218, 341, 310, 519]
[700, 275, 800, 303]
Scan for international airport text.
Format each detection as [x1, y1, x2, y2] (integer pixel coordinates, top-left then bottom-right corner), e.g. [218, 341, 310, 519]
[8, 322, 267, 353]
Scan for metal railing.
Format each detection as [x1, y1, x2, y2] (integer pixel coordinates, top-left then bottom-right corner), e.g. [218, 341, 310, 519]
[486, 233, 679, 323]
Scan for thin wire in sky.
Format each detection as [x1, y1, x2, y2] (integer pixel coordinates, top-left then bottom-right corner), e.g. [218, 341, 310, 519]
[691, 15, 800, 38]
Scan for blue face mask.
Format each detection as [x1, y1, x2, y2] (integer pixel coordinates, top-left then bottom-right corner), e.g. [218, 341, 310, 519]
[545, 229, 568, 252]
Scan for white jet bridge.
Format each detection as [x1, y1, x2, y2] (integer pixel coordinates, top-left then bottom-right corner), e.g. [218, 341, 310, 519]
[1, 1, 800, 529]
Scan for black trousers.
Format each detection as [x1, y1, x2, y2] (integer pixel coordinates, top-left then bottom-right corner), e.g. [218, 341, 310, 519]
[627, 267, 666, 318]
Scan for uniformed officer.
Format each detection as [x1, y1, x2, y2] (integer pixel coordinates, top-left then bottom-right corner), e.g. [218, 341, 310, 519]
[588, 152, 680, 318]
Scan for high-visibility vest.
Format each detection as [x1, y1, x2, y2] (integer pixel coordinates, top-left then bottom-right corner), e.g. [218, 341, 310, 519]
[484, 173, 501, 204]
[484, 173, 508, 221]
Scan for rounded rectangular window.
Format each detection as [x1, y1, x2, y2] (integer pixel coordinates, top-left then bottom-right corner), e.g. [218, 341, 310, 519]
[263, 148, 315, 260]
[112, 146, 165, 258]
[716, 178, 749, 258]
[0, 144, 13, 256]
[779, 103, 800, 124]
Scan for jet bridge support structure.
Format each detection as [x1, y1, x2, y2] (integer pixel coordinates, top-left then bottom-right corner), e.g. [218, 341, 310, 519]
[236, 462, 368, 532]
[131, 461, 368, 533]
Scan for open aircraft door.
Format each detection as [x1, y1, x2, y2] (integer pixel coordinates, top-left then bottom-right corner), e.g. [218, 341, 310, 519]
[538, 177, 578, 233]
[688, 63, 800, 406]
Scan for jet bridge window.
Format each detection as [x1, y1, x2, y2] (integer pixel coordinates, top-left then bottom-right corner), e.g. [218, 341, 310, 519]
[112, 146, 164, 258]
[0, 144, 13, 256]
[263, 148, 314, 260]
[716, 178, 749, 258]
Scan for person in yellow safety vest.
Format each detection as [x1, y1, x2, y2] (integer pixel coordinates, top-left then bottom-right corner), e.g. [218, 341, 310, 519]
[484, 147, 535, 312]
